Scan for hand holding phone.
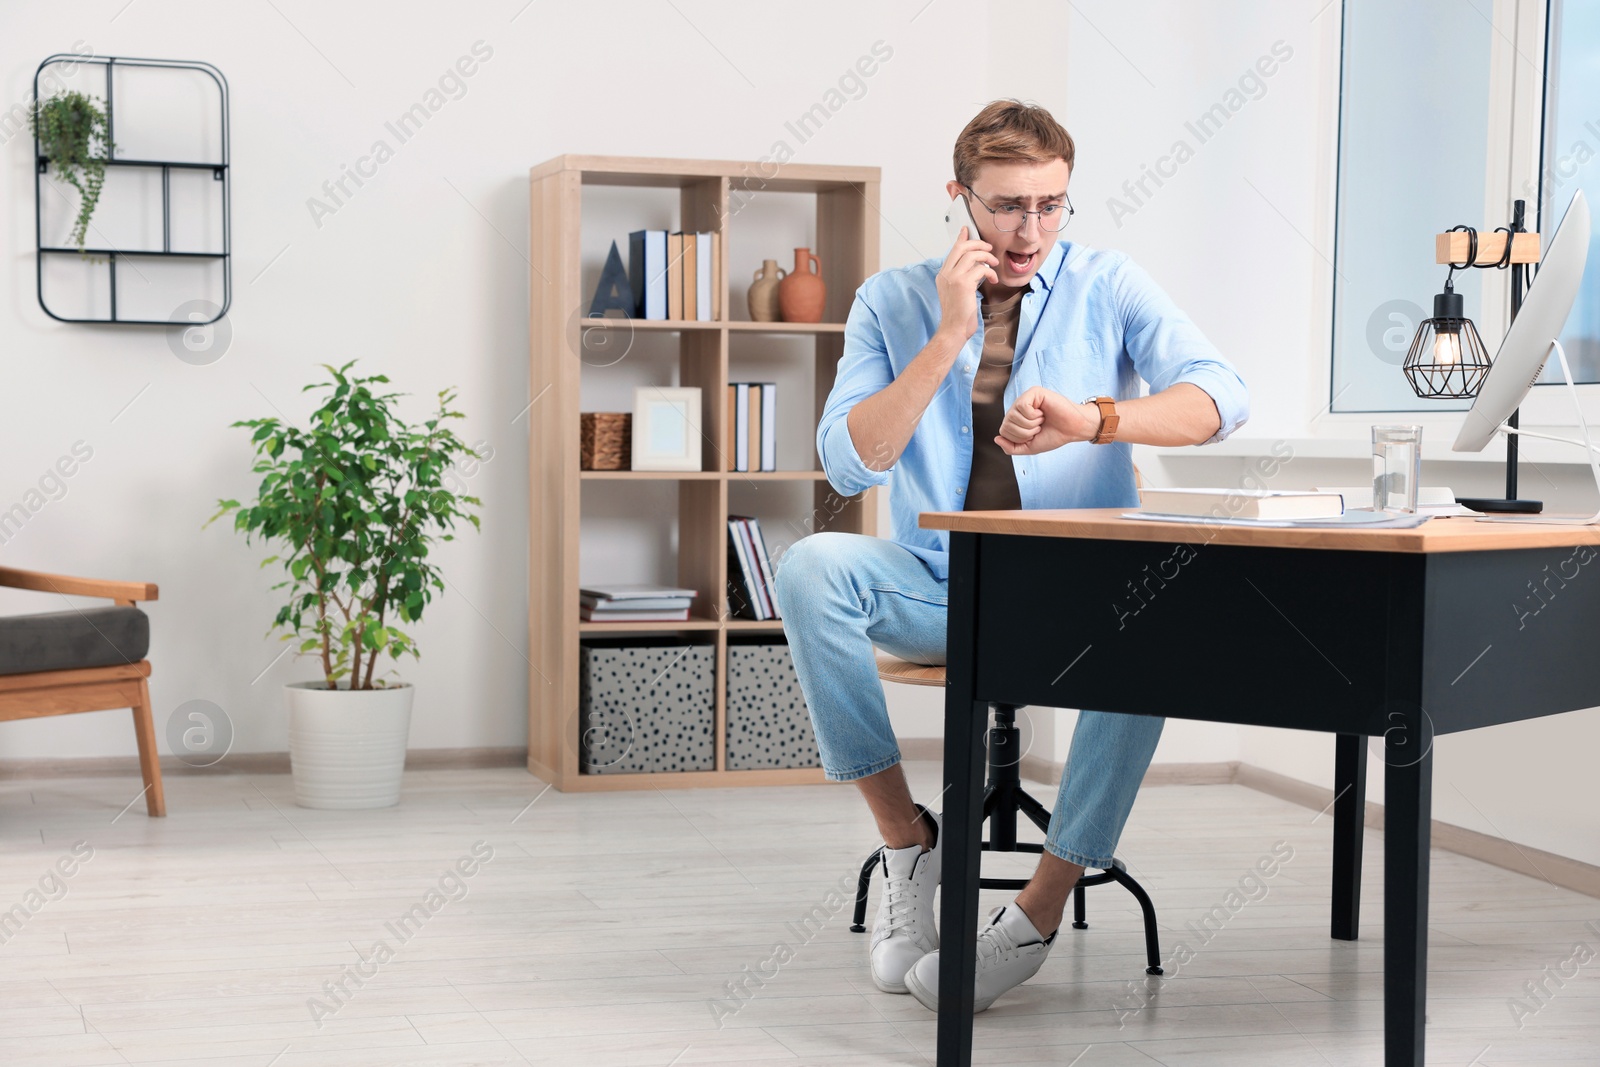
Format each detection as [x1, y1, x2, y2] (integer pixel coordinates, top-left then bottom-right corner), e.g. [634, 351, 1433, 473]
[944, 193, 983, 251]
[937, 193, 997, 343]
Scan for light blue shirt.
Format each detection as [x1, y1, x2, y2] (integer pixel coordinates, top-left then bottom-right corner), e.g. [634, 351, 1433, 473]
[817, 239, 1249, 580]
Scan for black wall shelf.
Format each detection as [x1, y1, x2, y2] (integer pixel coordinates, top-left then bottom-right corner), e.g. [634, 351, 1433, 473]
[33, 54, 231, 326]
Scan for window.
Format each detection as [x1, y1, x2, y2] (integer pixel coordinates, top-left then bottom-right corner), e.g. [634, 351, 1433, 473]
[1328, 0, 1496, 413]
[1535, 0, 1600, 384]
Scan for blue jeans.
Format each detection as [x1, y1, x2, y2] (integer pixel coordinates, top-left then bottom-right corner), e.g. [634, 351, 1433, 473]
[773, 531, 1164, 870]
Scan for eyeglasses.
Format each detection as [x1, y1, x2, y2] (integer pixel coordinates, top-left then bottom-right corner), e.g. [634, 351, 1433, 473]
[964, 186, 1075, 233]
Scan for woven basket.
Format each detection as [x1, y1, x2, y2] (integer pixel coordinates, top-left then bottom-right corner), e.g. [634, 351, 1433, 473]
[581, 412, 631, 470]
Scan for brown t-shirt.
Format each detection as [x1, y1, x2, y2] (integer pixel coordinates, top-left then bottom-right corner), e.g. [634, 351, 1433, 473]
[964, 289, 1024, 511]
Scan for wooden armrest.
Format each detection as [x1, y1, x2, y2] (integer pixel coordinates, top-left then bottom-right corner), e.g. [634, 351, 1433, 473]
[0, 566, 158, 603]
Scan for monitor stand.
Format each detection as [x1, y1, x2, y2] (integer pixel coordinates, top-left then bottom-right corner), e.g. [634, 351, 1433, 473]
[1474, 340, 1600, 525]
[1458, 412, 1544, 513]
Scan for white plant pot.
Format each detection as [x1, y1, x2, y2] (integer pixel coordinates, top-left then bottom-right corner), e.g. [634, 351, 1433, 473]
[285, 681, 414, 809]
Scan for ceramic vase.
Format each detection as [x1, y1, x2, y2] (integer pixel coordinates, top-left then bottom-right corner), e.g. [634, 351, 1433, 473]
[777, 247, 826, 323]
[747, 259, 785, 322]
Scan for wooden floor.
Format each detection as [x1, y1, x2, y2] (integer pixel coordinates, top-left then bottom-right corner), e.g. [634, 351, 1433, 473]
[1, 762, 1597, 1066]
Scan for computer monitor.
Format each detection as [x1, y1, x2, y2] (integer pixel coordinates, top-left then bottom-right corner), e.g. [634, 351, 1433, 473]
[1453, 189, 1591, 453]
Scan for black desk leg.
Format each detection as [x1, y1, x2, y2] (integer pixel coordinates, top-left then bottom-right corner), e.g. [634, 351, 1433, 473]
[937, 531, 985, 1067]
[1384, 738, 1432, 1066]
[937, 697, 988, 1066]
[1331, 733, 1367, 941]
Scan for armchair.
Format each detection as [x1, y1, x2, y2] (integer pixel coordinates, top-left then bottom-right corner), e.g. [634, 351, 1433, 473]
[0, 565, 163, 816]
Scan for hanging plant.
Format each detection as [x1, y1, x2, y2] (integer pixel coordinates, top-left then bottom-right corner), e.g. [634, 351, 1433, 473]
[28, 90, 116, 258]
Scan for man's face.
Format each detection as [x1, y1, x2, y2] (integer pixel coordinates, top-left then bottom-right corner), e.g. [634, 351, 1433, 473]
[946, 158, 1072, 290]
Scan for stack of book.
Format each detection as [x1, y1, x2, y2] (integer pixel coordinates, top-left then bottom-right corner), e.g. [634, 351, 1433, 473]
[579, 583, 699, 622]
[628, 230, 720, 321]
[727, 382, 776, 472]
[726, 516, 779, 621]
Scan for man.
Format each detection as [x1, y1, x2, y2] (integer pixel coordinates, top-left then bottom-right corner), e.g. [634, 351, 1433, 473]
[772, 100, 1248, 1012]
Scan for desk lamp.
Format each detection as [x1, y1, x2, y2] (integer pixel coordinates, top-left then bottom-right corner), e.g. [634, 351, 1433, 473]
[1407, 200, 1543, 513]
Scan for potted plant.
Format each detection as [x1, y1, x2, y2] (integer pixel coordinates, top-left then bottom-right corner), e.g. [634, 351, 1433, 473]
[29, 90, 115, 258]
[211, 362, 482, 809]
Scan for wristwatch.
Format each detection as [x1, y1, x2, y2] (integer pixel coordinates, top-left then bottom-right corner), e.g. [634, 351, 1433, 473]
[1084, 395, 1119, 444]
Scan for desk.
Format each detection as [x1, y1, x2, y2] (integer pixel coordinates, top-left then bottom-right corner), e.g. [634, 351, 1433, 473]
[920, 508, 1600, 1067]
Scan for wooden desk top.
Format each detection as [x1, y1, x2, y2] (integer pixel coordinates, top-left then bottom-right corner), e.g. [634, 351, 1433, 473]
[919, 507, 1600, 553]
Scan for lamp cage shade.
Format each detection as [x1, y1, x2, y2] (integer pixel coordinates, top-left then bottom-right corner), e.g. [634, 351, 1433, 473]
[1403, 314, 1491, 399]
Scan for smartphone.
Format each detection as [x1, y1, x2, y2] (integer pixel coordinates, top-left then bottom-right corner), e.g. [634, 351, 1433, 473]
[944, 194, 983, 250]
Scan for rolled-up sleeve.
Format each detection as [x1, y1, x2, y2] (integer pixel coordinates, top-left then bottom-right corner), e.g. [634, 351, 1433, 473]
[1114, 258, 1249, 443]
[817, 285, 896, 496]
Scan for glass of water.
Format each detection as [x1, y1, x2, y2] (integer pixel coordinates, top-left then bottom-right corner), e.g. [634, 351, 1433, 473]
[1372, 425, 1422, 513]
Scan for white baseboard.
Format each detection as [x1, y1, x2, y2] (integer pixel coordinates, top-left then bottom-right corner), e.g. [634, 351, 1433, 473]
[0, 747, 526, 778]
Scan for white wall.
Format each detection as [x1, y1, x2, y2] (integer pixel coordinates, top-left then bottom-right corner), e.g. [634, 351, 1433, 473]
[0, 1, 980, 760]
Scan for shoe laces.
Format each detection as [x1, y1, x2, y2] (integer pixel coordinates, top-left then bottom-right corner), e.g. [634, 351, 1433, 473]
[976, 911, 1026, 966]
[880, 858, 922, 935]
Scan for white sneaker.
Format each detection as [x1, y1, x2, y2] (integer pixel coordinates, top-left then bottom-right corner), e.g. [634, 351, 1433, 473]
[904, 902, 1055, 1013]
[869, 807, 941, 993]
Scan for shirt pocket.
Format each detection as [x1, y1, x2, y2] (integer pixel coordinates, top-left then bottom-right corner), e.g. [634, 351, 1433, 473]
[1026, 338, 1104, 399]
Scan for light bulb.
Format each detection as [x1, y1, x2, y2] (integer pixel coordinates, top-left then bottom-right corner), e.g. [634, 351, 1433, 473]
[1433, 330, 1462, 366]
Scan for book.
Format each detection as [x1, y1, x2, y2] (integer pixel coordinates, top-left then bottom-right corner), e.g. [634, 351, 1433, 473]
[726, 518, 765, 620]
[1128, 510, 1431, 530]
[745, 517, 780, 619]
[726, 385, 737, 472]
[735, 518, 773, 618]
[580, 594, 693, 611]
[760, 383, 776, 471]
[710, 233, 721, 321]
[680, 232, 697, 322]
[667, 233, 684, 320]
[628, 229, 667, 320]
[748, 388, 761, 473]
[695, 232, 712, 321]
[580, 606, 691, 622]
[734, 383, 750, 472]
[579, 583, 697, 601]
[1136, 487, 1345, 521]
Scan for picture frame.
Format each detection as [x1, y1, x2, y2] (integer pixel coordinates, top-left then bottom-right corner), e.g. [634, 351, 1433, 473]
[631, 386, 703, 471]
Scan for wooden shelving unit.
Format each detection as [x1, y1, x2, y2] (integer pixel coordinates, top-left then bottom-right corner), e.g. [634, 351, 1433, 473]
[528, 155, 881, 792]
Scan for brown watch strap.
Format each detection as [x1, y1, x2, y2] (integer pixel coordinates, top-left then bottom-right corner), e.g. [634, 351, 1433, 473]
[1090, 396, 1119, 444]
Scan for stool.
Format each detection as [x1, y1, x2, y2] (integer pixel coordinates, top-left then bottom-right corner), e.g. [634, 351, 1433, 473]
[849, 652, 1164, 975]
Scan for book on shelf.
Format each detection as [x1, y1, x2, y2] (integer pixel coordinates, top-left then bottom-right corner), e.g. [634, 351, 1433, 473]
[579, 583, 697, 600]
[740, 520, 775, 618]
[726, 381, 777, 472]
[580, 605, 691, 622]
[627, 230, 667, 320]
[709, 235, 721, 321]
[726, 518, 761, 619]
[725, 516, 779, 620]
[679, 232, 697, 323]
[580, 594, 693, 611]
[748, 389, 761, 474]
[666, 233, 684, 320]
[758, 383, 776, 470]
[731, 383, 749, 471]
[579, 583, 697, 622]
[1135, 488, 1345, 521]
[745, 518, 779, 619]
[694, 232, 712, 321]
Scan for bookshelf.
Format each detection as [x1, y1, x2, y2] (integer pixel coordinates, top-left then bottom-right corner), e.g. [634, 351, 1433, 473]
[528, 155, 882, 792]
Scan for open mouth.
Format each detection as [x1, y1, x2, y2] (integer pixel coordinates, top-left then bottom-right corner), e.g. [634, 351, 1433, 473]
[1004, 249, 1036, 273]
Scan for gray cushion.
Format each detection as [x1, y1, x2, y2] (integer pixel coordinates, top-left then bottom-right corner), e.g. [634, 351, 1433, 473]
[0, 606, 149, 676]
